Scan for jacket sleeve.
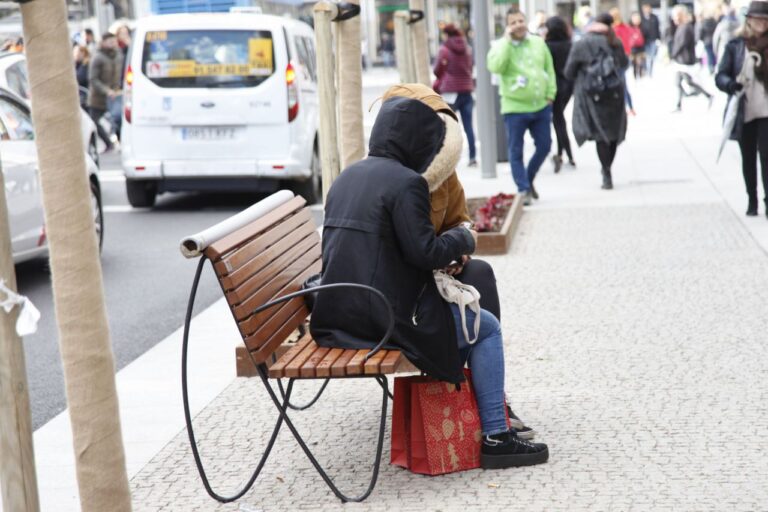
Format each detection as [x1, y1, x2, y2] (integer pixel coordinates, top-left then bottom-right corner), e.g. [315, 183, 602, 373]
[433, 47, 448, 78]
[715, 40, 737, 93]
[89, 57, 110, 95]
[392, 176, 475, 271]
[544, 43, 557, 101]
[487, 39, 512, 75]
[563, 43, 580, 81]
[438, 173, 471, 232]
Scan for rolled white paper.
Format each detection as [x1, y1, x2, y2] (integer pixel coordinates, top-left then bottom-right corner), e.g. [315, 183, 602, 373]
[180, 190, 295, 258]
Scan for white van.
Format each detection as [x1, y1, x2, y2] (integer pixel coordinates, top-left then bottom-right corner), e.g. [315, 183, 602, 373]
[121, 12, 320, 207]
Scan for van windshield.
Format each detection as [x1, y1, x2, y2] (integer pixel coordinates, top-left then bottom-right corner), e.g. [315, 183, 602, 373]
[141, 29, 275, 88]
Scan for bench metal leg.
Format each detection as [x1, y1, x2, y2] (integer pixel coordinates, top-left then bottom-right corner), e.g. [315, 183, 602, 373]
[276, 375, 330, 411]
[257, 366, 389, 503]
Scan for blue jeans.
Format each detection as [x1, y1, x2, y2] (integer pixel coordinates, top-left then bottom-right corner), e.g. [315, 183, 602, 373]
[451, 304, 507, 436]
[644, 41, 657, 76]
[451, 92, 476, 161]
[503, 105, 552, 194]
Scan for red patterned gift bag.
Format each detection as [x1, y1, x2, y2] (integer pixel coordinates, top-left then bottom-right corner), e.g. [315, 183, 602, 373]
[391, 369, 482, 475]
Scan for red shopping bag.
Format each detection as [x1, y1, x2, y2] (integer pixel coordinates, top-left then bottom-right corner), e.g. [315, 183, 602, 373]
[391, 369, 482, 475]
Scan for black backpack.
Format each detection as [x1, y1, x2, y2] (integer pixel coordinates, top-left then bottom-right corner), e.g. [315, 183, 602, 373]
[583, 44, 623, 101]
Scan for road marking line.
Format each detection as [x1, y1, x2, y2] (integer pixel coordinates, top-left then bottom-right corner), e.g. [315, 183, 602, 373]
[103, 205, 149, 213]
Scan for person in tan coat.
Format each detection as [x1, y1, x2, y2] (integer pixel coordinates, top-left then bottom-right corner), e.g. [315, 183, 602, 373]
[381, 84, 537, 439]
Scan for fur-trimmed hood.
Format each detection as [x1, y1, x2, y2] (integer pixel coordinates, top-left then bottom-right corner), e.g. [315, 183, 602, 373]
[377, 84, 463, 192]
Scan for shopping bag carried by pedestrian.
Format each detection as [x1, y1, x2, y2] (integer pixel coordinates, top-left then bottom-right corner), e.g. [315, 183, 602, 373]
[391, 369, 483, 475]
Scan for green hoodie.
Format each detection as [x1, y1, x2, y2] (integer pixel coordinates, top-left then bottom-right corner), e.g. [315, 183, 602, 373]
[487, 34, 556, 114]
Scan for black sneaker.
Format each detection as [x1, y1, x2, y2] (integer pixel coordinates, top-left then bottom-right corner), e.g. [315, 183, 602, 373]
[506, 406, 536, 440]
[481, 430, 549, 469]
[530, 183, 539, 200]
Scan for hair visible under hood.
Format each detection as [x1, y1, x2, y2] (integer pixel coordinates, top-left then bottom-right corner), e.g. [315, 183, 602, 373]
[378, 84, 463, 192]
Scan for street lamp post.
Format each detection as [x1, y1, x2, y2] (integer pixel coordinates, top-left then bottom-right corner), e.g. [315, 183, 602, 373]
[472, 0, 497, 179]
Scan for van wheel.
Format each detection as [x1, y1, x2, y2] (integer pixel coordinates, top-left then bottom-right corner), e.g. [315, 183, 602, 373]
[126, 180, 158, 208]
[90, 179, 104, 252]
[292, 146, 322, 204]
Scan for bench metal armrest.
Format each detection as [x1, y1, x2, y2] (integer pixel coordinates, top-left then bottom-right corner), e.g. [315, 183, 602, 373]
[252, 283, 395, 363]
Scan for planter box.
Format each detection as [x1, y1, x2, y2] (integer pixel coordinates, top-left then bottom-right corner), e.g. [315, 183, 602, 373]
[473, 193, 524, 255]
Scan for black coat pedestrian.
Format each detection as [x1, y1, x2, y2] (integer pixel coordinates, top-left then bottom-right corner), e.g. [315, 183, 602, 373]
[564, 32, 629, 146]
[547, 39, 574, 97]
[309, 97, 476, 384]
[640, 13, 661, 42]
[715, 37, 747, 140]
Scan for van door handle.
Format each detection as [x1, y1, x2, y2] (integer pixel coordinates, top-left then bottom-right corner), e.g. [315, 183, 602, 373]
[201, 101, 215, 108]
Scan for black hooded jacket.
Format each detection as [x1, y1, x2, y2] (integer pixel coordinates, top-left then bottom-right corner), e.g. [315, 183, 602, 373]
[309, 97, 475, 384]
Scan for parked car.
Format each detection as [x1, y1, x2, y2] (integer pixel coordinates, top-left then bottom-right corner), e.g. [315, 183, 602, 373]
[0, 52, 101, 166]
[121, 12, 320, 207]
[2, 88, 104, 263]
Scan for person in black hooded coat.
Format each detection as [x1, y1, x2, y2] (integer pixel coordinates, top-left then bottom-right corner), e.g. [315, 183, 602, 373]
[310, 96, 549, 469]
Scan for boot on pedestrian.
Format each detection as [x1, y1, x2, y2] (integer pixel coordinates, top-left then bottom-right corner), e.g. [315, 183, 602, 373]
[601, 168, 613, 190]
[747, 196, 758, 216]
[552, 154, 562, 173]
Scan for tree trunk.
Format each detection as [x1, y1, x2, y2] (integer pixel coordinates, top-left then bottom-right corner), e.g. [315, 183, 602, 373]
[335, 0, 365, 168]
[0, 171, 39, 511]
[19, 1, 132, 510]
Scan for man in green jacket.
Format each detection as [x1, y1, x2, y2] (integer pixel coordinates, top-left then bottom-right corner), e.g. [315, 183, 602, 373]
[488, 9, 556, 204]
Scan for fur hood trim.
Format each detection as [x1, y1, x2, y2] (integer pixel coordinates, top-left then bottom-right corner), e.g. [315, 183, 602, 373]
[422, 113, 463, 192]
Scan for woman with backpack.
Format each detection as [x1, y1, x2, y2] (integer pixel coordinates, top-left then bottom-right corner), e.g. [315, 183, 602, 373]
[565, 13, 629, 190]
[715, 1, 768, 217]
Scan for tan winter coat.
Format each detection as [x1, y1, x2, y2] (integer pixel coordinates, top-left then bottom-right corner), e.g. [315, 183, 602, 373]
[381, 83, 471, 233]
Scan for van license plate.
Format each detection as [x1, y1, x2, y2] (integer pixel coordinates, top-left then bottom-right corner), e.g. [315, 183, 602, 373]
[181, 127, 236, 140]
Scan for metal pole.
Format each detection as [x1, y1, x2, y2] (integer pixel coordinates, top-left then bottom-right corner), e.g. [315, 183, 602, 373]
[313, 2, 341, 200]
[409, 0, 431, 87]
[472, 0, 497, 178]
[590, 0, 599, 18]
[660, 0, 670, 36]
[0, 171, 39, 512]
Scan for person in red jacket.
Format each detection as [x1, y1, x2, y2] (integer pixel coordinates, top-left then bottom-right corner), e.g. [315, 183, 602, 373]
[611, 8, 640, 114]
[434, 24, 476, 166]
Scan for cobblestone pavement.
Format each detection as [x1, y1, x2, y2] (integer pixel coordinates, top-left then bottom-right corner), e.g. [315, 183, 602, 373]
[129, 201, 768, 511]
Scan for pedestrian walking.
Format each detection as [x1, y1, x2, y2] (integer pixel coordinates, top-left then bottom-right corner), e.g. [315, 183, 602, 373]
[698, 11, 719, 73]
[564, 13, 628, 190]
[640, 3, 661, 76]
[487, 8, 556, 205]
[310, 95, 549, 469]
[88, 32, 123, 151]
[610, 8, 638, 115]
[545, 16, 575, 172]
[715, 0, 768, 217]
[378, 32, 395, 67]
[713, 5, 740, 63]
[629, 12, 647, 79]
[434, 24, 476, 167]
[74, 45, 90, 108]
[671, 5, 713, 111]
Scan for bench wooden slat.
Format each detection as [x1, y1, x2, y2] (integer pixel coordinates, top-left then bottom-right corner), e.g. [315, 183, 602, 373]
[232, 253, 321, 321]
[330, 350, 357, 377]
[300, 345, 330, 378]
[217, 209, 315, 289]
[267, 335, 312, 378]
[226, 233, 319, 307]
[363, 350, 388, 375]
[380, 350, 403, 373]
[205, 196, 307, 260]
[315, 348, 345, 378]
[239, 296, 304, 341]
[284, 341, 320, 378]
[345, 350, 369, 376]
[250, 305, 312, 364]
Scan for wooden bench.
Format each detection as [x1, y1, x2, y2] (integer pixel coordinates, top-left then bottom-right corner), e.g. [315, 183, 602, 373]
[181, 194, 416, 505]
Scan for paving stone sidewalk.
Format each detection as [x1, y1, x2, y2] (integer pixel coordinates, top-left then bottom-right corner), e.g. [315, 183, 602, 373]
[130, 199, 768, 511]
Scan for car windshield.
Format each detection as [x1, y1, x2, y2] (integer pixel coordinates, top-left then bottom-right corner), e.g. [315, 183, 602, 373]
[141, 29, 275, 88]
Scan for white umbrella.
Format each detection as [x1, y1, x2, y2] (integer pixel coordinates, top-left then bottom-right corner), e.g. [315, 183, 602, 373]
[717, 90, 743, 162]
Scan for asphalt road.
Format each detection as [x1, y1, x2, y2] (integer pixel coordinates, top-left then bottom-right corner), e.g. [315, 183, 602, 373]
[15, 151, 322, 429]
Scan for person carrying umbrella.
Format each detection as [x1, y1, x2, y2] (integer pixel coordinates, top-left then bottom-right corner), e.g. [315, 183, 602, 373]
[715, 0, 768, 217]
